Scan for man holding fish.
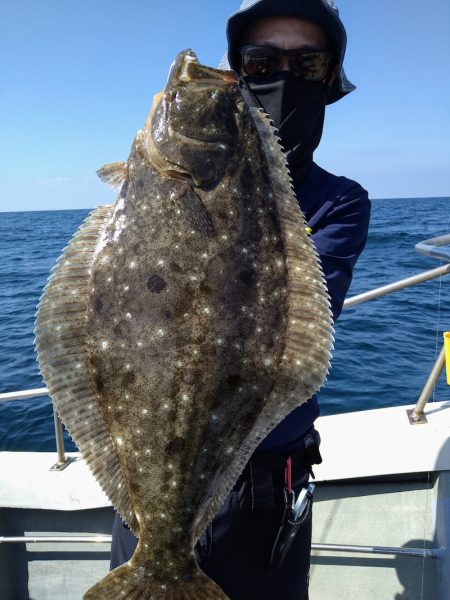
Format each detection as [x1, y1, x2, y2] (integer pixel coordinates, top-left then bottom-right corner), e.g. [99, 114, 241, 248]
[110, 0, 370, 598]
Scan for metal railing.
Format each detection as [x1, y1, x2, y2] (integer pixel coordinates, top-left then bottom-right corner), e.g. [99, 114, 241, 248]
[0, 235, 449, 557]
[0, 234, 449, 463]
[0, 388, 67, 470]
[0, 534, 442, 558]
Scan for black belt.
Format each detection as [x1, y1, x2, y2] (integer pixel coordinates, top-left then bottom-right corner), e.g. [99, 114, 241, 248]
[242, 431, 322, 510]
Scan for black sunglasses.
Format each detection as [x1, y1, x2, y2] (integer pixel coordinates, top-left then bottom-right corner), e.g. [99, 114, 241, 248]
[240, 45, 335, 81]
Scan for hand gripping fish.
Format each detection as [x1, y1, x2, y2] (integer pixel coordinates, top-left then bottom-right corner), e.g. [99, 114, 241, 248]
[34, 50, 333, 599]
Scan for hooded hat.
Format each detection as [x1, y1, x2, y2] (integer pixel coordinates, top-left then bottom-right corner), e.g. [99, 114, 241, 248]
[219, 0, 355, 105]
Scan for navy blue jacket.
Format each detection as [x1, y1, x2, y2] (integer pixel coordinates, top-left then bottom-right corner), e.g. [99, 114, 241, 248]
[257, 161, 371, 453]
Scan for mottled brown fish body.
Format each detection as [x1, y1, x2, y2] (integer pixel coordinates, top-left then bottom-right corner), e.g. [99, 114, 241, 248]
[34, 50, 333, 599]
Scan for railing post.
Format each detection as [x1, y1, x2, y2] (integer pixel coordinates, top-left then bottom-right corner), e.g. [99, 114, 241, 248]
[407, 345, 446, 424]
[50, 406, 72, 471]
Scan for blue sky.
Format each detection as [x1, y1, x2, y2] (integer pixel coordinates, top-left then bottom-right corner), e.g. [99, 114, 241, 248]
[1, 0, 449, 211]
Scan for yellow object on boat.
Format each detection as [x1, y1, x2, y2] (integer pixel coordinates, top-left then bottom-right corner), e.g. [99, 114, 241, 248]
[444, 332, 450, 385]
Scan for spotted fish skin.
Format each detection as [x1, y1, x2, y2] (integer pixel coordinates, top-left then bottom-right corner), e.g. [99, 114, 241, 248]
[34, 49, 333, 599]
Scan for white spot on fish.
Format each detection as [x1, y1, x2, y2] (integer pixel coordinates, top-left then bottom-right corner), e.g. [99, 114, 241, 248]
[107, 276, 112, 282]
[167, 463, 173, 470]
[137, 341, 143, 347]
[142, 409, 148, 415]
[216, 338, 224, 346]
[264, 357, 272, 366]
[181, 393, 190, 401]
[203, 307, 211, 315]
[101, 340, 109, 350]
[226, 447, 234, 455]
[126, 312, 132, 319]
[129, 261, 136, 269]
[123, 285, 129, 291]
[211, 414, 219, 422]
[157, 328, 165, 337]
[145, 448, 151, 455]
[157, 259, 165, 267]
[172, 481, 177, 487]
[125, 363, 131, 370]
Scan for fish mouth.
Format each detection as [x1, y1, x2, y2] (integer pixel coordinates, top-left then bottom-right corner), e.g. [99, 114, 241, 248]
[166, 49, 238, 89]
[143, 50, 239, 186]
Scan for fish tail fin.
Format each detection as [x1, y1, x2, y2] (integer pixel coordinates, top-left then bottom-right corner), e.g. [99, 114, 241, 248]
[83, 562, 229, 600]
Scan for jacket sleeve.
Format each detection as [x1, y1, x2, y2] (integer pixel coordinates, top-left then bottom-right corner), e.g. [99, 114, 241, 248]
[310, 185, 371, 322]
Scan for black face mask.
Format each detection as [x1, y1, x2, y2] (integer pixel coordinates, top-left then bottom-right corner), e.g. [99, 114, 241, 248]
[241, 72, 328, 177]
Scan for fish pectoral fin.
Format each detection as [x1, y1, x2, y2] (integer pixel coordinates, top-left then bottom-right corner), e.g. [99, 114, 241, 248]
[83, 560, 229, 599]
[176, 186, 216, 237]
[96, 161, 128, 188]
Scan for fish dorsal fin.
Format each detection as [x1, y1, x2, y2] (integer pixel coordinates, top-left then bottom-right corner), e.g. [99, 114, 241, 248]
[192, 107, 333, 541]
[35, 205, 138, 535]
[96, 161, 128, 188]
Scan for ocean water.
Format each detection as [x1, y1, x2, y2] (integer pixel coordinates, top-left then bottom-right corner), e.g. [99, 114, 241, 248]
[0, 198, 449, 451]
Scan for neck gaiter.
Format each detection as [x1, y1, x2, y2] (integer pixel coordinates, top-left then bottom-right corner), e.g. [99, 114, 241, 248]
[241, 72, 328, 177]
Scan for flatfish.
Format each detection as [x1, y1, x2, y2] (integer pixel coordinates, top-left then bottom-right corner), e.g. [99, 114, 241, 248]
[34, 50, 333, 599]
